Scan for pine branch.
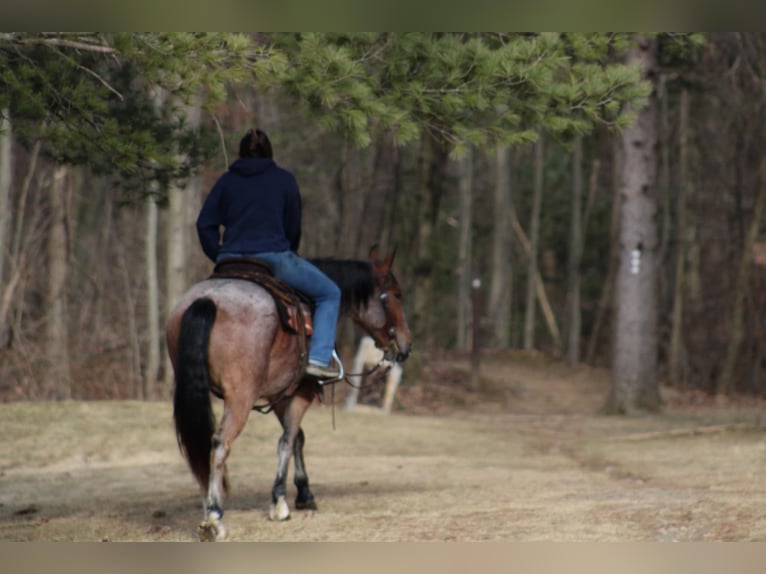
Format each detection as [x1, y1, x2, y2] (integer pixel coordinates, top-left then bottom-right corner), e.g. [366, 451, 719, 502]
[50, 46, 124, 102]
[0, 33, 115, 54]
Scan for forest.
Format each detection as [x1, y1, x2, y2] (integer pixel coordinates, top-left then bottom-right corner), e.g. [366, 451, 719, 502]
[0, 32, 763, 414]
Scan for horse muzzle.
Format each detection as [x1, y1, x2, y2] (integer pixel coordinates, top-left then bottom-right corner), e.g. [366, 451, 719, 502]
[383, 338, 411, 364]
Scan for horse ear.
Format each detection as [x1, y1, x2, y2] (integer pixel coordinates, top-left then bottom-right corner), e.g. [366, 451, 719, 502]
[368, 244, 380, 261]
[383, 246, 397, 270]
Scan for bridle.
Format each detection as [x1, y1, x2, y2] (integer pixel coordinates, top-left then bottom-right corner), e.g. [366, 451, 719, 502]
[370, 285, 405, 361]
[338, 293, 398, 392]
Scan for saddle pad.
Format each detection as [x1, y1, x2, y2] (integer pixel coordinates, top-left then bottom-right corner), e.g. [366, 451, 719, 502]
[210, 258, 313, 335]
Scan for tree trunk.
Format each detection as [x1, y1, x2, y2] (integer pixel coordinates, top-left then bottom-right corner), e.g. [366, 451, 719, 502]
[669, 88, 689, 387]
[489, 145, 512, 348]
[144, 196, 160, 400]
[605, 35, 662, 414]
[524, 134, 544, 351]
[656, 74, 672, 306]
[116, 207, 143, 399]
[0, 111, 11, 297]
[456, 147, 473, 351]
[0, 111, 12, 347]
[162, 97, 202, 395]
[163, 178, 186, 397]
[411, 136, 433, 347]
[716, 156, 766, 395]
[45, 164, 72, 400]
[566, 135, 583, 365]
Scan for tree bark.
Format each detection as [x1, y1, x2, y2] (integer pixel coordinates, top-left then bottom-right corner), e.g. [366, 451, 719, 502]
[0, 111, 11, 297]
[605, 35, 662, 414]
[45, 164, 72, 400]
[656, 74, 672, 298]
[524, 134, 544, 351]
[411, 136, 433, 347]
[162, 97, 202, 395]
[456, 147, 474, 351]
[117, 208, 142, 399]
[489, 145, 512, 348]
[163, 180, 186, 395]
[669, 88, 690, 387]
[0, 111, 12, 347]
[144, 196, 160, 400]
[566, 135, 583, 365]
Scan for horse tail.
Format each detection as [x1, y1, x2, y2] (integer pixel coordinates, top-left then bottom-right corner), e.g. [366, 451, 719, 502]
[173, 297, 217, 491]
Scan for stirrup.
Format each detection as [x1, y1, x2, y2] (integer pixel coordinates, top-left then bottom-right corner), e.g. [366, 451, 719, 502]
[313, 350, 344, 385]
[333, 349, 345, 381]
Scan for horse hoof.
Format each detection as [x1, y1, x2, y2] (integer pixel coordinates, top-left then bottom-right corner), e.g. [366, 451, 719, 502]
[295, 499, 317, 511]
[197, 519, 227, 542]
[268, 496, 291, 521]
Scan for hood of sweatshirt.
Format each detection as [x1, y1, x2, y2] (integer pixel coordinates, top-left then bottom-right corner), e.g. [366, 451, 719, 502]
[228, 157, 275, 177]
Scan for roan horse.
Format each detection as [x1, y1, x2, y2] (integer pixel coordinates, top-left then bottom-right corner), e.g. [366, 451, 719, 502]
[166, 247, 412, 541]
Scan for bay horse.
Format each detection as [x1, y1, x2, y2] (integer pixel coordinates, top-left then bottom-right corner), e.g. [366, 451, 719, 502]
[166, 247, 412, 541]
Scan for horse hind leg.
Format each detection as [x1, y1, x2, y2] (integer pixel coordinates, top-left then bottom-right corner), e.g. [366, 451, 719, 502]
[270, 392, 314, 521]
[293, 427, 317, 511]
[198, 398, 252, 541]
[196, 434, 228, 541]
[269, 431, 293, 521]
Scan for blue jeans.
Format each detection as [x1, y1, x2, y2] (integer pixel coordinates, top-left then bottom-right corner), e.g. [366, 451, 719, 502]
[218, 251, 341, 366]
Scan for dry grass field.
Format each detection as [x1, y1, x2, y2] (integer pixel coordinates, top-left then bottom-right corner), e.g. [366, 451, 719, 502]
[3, 352, 766, 542]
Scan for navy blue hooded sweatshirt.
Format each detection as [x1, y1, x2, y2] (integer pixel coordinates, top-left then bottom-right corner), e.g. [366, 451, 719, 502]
[196, 157, 302, 262]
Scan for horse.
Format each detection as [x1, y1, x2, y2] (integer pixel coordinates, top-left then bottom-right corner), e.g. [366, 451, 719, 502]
[345, 335, 404, 414]
[166, 247, 412, 541]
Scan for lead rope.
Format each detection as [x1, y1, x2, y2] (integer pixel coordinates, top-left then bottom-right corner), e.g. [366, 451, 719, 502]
[331, 383, 336, 430]
[343, 360, 388, 388]
[320, 351, 389, 430]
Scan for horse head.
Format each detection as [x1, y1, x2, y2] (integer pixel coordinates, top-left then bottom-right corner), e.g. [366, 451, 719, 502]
[358, 245, 413, 363]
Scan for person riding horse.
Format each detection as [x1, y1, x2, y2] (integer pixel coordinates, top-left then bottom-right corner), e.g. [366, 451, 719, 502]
[174, 127, 412, 539]
[196, 128, 341, 380]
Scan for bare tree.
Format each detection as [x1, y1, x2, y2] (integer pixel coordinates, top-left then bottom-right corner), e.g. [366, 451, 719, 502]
[144, 195, 159, 400]
[566, 135, 583, 365]
[456, 147, 473, 351]
[44, 165, 72, 400]
[524, 134, 544, 351]
[669, 88, 690, 387]
[489, 145, 512, 348]
[0, 111, 12, 347]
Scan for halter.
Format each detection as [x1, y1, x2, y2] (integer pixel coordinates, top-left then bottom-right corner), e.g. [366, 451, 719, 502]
[373, 282, 404, 356]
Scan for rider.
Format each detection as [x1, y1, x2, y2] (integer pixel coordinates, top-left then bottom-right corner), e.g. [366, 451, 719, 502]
[196, 128, 342, 380]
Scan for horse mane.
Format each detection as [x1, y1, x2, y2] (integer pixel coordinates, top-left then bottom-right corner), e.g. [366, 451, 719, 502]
[309, 258, 375, 314]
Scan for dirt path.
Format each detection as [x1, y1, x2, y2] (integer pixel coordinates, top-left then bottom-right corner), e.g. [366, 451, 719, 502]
[2, 355, 766, 541]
